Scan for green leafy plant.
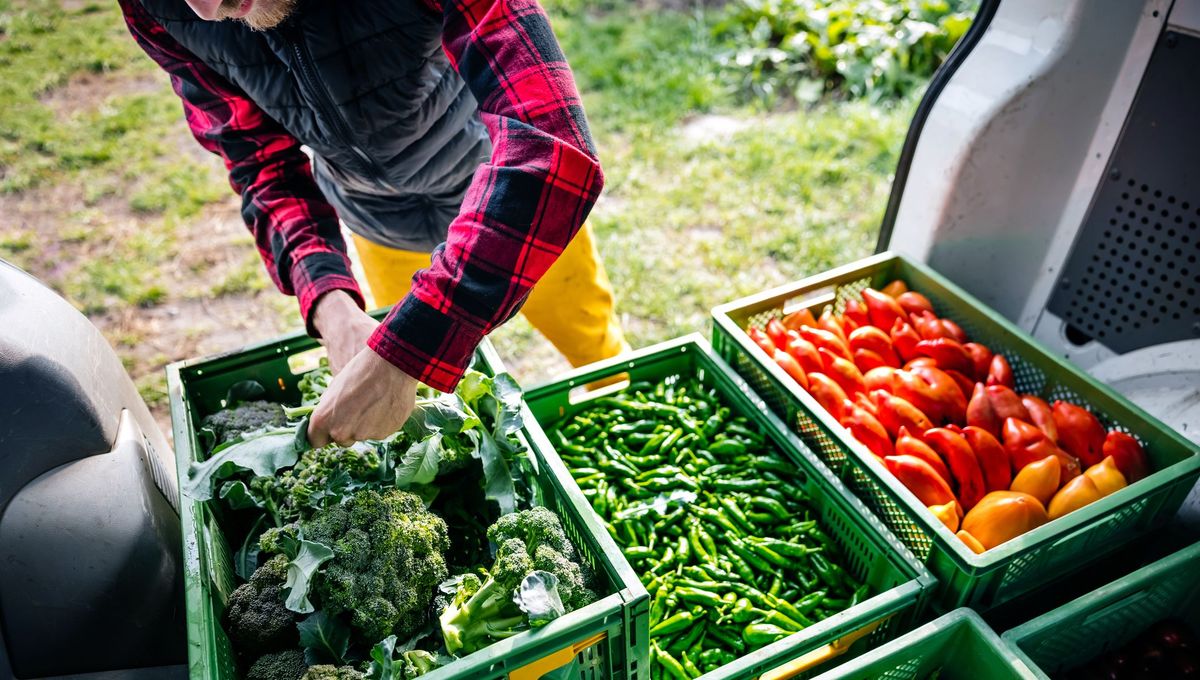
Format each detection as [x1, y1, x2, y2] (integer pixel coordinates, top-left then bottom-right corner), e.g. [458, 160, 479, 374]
[714, 0, 976, 104]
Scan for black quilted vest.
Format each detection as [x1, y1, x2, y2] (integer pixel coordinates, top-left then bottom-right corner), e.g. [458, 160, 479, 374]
[139, 0, 491, 250]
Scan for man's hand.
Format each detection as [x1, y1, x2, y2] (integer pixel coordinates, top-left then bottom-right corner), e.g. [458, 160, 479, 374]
[312, 290, 378, 374]
[307, 348, 419, 447]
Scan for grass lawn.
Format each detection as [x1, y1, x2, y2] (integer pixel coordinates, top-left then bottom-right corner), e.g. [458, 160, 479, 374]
[0, 0, 918, 427]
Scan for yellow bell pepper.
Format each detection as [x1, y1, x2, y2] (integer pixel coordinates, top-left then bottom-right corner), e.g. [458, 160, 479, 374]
[956, 530, 986, 554]
[1083, 455, 1128, 497]
[928, 500, 962, 533]
[1047, 474, 1104, 520]
[1010, 455, 1061, 507]
[961, 491, 1050, 550]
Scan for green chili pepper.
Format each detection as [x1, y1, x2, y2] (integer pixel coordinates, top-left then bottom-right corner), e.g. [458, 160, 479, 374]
[750, 496, 791, 520]
[707, 439, 746, 456]
[652, 642, 690, 680]
[743, 623, 791, 647]
[711, 478, 769, 492]
[680, 651, 702, 678]
[675, 587, 725, 608]
[667, 621, 706, 655]
[720, 497, 755, 534]
[696, 526, 719, 562]
[726, 537, 775, 573]
[649, 610, 695, 637]
[704, 623, 745, 653]
[811, 552, 849, 590]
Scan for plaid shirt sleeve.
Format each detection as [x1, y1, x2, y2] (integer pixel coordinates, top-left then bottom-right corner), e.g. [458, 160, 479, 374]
[367, 0, 605, 391]
[119, 0, 365, 335]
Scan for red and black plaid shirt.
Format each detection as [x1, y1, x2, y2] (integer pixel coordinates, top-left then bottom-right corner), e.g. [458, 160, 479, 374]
[120, 0, 603, 391]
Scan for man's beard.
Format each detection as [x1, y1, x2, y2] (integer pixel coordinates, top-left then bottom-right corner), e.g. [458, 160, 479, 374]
[218, 0, 297, 30]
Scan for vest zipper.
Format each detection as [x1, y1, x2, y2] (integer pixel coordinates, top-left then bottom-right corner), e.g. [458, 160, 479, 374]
[286, 27, 388, 186]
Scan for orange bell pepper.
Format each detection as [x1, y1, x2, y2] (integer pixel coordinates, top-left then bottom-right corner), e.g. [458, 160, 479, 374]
[1083, 455, 1128, 497]
[957, 530, 986, 554]
[1047, 474, 1104, 520]
[1009, 455, 1060, 506]
[929, 500, 962, 533]
[961, 491, 1050, 550]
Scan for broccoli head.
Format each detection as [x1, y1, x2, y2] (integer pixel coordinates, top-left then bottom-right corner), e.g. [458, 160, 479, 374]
[298, 361, 333, 405]
[300, 665, 364, 680]
[246, 649, 308, 680]
[224, 555, 298, 656]
[301, 489, 449, 643]
[203, 400, 287, 445]
[488, 507, 596, 610]
[439, 507, 597, 656]
[276, 443, 382, 511]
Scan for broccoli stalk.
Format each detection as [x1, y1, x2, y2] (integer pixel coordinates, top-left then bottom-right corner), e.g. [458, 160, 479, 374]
[438, 508, 596, 656]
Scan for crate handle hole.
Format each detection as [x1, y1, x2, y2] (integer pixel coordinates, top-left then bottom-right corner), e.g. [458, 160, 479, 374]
[782, 286, 837, 316]
[567, 374, 631, 404]
[288, 346, 328, 375]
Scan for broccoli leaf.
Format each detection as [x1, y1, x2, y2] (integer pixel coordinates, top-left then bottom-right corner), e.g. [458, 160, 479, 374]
[514, 571, 566, 628]
[218, 480, 264, 510]
[408, 394, 480, 436]
[283, 538, 335, 614]
[182, 418, 310, 501]
[233, 515, 266, 581]
[394, 433, 444, 487]
[476, 429, 517, 515]
[298, 610, 351, 666]
[459, 371, 523, 438]
[365, 635, 400, 680]
[487, 373, 525, 438]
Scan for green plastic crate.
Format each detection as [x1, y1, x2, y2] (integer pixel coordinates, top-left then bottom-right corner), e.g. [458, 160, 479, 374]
[810, 609, 1038, 680]
[1003, 540, 1200, 678]
[167, 331, 650, 680]
[710, 252, 1200, 612]
[522, 335, 935, 680]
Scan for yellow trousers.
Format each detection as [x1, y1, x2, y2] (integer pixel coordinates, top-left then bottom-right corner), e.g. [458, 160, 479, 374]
[352, 224, 627, 368]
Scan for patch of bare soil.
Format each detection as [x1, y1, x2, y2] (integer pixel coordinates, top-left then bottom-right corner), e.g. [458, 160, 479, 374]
[40, 70, 165, 119]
